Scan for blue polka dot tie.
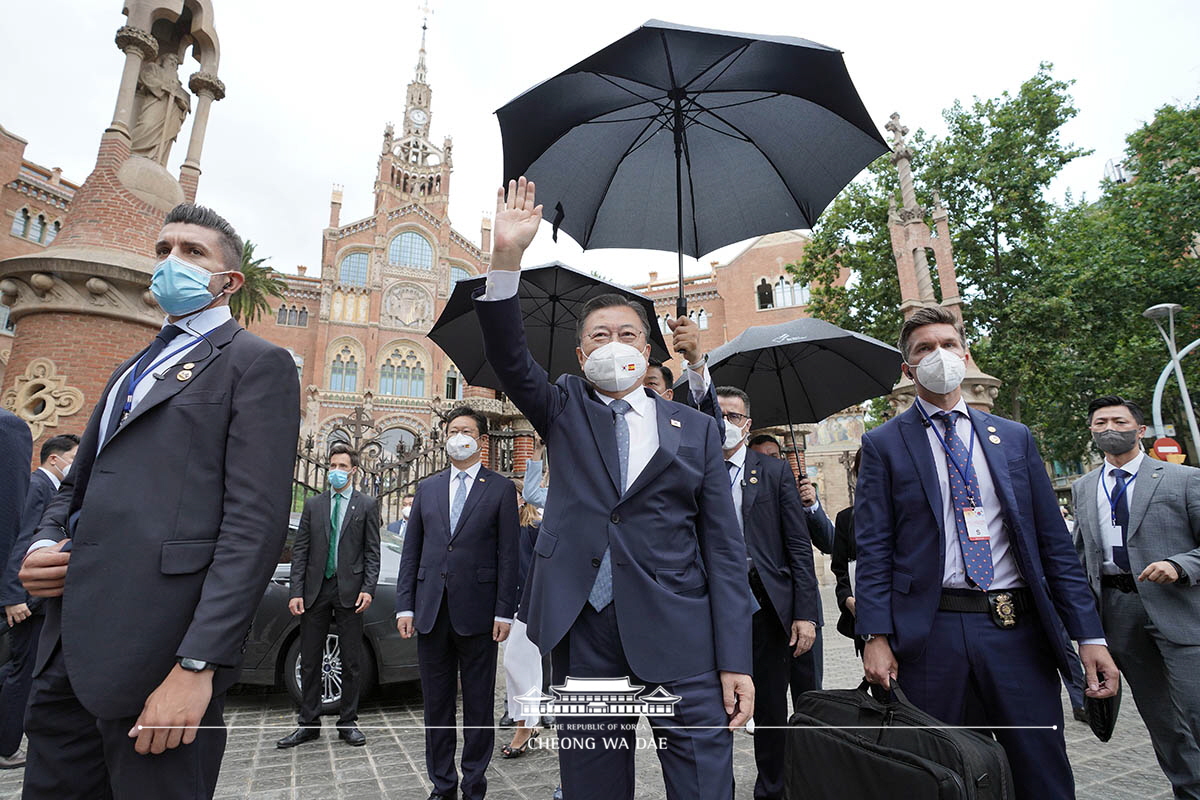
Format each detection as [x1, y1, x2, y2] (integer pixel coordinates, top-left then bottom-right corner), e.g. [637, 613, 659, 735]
[937, 411, 993, 590]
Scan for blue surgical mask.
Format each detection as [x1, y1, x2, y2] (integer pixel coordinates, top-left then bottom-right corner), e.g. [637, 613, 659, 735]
[150, 256, 233, 316]
[328, 469, 350, 490]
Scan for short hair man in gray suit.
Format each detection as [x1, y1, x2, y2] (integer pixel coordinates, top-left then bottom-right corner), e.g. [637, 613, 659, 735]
[1072, 396, 1200, 797]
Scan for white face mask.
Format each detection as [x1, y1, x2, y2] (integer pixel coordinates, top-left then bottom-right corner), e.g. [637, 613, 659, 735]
[722, 418, 746, 451]
[60, 460, 72, 479]
[909, 347, 966, 395]
[401, 506, 411, 520]
[582, 342, 647, 393]
[445, 433, 479, 461]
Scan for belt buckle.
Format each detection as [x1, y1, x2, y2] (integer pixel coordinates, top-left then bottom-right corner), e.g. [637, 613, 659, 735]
[989, 591, 1017, 629]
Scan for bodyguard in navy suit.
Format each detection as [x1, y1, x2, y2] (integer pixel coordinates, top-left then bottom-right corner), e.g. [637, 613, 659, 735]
[856, 306, 1119, 799]
[396, 407, 519, 800]
[474, 179, 754, 800]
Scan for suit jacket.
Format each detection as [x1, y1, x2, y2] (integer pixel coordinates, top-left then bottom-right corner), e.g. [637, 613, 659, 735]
[290, 488, 381, 608]
[831, 507, 856, 640]
[1072, 458, 1200, 645]
[740, 448, 820, 633]
[854, 403, 1103, 675]
[0, 411, 31, 613]
[395, 465, 519, 637]
[475, 292, 754, 682]
[31, 319, 300, 719]
[0, 469, 54, 609]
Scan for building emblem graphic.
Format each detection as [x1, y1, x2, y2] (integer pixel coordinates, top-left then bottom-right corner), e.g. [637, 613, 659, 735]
[515, 677, 682, 717]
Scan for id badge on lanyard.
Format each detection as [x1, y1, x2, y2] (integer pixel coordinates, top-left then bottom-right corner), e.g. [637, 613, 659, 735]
[963, 507, 989, 541]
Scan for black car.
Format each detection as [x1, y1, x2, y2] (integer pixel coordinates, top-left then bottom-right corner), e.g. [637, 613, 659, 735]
[237, 515, 418, 712]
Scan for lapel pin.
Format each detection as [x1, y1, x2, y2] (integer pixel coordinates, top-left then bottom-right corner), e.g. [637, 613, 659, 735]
[670, 419, 681, 428]
[749, 476, 758, 484]
[182, 362, 196, 370]
[988, 434, 1001, 444]
[987, 426, 997, 433]
[176, 369, 193, 381]
[479, 477, 486, 482]
[1152, 473, 1160, 479]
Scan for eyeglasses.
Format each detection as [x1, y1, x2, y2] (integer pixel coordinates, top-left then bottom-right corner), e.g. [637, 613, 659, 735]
[721, 412, 748, 424]
[585, 328, 644, 346]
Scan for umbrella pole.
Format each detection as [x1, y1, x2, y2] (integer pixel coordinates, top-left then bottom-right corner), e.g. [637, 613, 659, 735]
[775, 353, 803, 478]
[674, 102, 687, 321]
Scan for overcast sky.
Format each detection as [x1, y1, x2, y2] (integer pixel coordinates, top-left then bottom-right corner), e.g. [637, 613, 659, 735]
[3, 0, 1199, 285]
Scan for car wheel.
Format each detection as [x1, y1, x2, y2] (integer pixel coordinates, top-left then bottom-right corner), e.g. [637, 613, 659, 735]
[284, 634, 376, 716]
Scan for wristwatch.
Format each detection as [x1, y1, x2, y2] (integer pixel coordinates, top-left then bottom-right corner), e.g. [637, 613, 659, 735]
[860, 634, 884, 643]
[177, 657, 216, 672]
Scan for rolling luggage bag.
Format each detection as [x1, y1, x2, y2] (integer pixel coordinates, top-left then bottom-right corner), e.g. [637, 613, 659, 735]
[785, 681, 1013, 800]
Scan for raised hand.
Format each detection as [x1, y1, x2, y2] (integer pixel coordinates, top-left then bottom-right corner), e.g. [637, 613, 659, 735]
[492, 177, 543, 270]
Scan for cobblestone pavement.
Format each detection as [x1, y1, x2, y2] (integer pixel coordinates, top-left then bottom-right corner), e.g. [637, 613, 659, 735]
[0, 586, 1174, 799]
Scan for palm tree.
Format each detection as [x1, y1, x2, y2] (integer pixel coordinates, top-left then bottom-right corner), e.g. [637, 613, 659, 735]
[230, 240, 287, 325]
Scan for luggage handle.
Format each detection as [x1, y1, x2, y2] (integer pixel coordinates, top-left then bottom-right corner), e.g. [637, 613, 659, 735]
[857, 678, 912, 708]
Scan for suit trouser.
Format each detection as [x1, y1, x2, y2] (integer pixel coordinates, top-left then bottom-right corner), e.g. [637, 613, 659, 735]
[788, 625, 823, 711]
[550, 602, 734, 800]
[417, 594, 498, 800]
[1103, 587, 1200, 799]
[898, 609, 1073, 800]
[22, 643, 226, 800]
[298, 575, 364, 727]
[0, 613, 43, 756]
[749, 588, 790, 800]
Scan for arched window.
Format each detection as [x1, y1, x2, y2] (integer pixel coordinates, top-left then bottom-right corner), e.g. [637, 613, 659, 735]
[287, 306, 299, 326]
[697, 309, 709, 330]
[794, 283, 811, 306]
[449, 265, 471, 290]
[276, 305, 288, 324]
[756, 277, 774, 310]
[388, 232, 434, 269]
[45, 221, 59, 244]
[29, 214, 44, 243]
[445, 365, 463, 400]
[10, 209, 29, 238]
[339, 252, 369, 286]
[379, 348, 425, 397]
[298, 308, 308, 326]
[329, 346, 358, 392]
[770, 276, 810, 308]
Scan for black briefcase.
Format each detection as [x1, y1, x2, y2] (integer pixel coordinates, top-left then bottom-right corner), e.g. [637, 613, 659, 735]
[785, 681, 1014, 800]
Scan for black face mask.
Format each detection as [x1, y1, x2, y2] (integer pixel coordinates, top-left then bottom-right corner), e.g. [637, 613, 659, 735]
[1092, 429, 1140, 455]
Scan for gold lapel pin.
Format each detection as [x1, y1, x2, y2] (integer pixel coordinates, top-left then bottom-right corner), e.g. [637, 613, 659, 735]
[987, 426, 997, 433]
[670, 419, 682, 428]
[479, 477, 486, 482]
[749, 476, 758, 484]
[182, 362, 196, 370]
[988, 434, 1001, 444]
[176, 369, 193, 381]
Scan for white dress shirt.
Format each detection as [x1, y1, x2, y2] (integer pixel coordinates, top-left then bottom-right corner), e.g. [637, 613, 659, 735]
[914, 396, 1024, 591]
[595, 388, 658, 492]
[1095, 450, 1145, 576]
[38, 466, 62, 491]
[725, 443, 747, 535]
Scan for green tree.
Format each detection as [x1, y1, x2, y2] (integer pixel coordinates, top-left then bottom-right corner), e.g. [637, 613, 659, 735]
[230, 240, 287, 325]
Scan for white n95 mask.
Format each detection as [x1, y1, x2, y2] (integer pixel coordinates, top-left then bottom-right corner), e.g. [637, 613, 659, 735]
[583, 342, 647, 393]
[445, 433, 479, 461]
[910, 347, 966, 395]
[722, 418, 746, 450]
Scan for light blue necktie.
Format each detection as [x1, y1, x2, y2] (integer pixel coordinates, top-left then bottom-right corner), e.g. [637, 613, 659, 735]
[449, 471, 468, 536]
[588, 398, 631, 611]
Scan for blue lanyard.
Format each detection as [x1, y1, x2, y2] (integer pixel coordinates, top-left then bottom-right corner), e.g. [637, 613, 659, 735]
[1101, 468, 1137, 527]
[916, 403, 978, 506]
[120, 332, 205, 416]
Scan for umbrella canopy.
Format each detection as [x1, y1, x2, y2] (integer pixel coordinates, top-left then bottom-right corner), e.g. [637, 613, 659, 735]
[429, 261, 671, 392]
[680, 317, 902, 426]
[497, 19, 887, 316]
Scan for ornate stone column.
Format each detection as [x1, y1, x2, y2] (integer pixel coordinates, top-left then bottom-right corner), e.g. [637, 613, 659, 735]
[179, 71, 226, 203]
[109, 26, 158, 138]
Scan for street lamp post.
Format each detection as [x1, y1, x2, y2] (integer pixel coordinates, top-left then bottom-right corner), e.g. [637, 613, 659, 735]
[1144, 303, 1200, 461]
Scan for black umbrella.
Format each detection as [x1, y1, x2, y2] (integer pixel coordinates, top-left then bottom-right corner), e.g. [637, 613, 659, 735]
[429, 261, 671, 392]
[677, 317, 901, 438]
[497, 19, 887, 318]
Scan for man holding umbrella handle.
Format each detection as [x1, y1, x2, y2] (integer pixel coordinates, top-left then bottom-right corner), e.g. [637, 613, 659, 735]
[477, 177, 756, 800]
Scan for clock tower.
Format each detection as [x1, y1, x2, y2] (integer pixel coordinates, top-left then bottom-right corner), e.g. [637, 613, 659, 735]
[375, 16, 452, 216]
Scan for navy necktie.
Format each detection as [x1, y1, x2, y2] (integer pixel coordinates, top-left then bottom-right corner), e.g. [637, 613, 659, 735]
[937, 411, 993, 590]
[1110, 468, 1132, 572]
[103, 324, 182, 445]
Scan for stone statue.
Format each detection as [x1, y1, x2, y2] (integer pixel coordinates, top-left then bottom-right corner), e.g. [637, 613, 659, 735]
[130, 52, 191, 165]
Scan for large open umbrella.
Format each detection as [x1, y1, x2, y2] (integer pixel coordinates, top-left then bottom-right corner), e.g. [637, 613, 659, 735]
[677, 317, 901, 440]
[429, 261, 670, 392]
[497, 19, 887, 318]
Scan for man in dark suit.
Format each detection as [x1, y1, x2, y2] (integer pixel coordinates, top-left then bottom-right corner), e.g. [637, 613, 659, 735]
[396, 407, 519, 800]
[1072, 395, 1200, 797]
[474, 178, 754, 800]
[278, 442, 380, 748]
[715, 387, 817, 800]
[18, 204, 300, 800]
[856, 306, 1118, 799]
[0, 433, 78, 768]
[0, 409, 31, 768]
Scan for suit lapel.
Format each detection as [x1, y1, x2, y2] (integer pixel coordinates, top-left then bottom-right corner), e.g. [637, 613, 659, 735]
[623, 394, 681, 499]
[452, 468, 491, 538]
[898, 405, 944, 537]
[1078, 469, 1104, 559]
[741, 448, 762, 521]
[1127, 458, 1165, 540]
[432, 470, 451, 540]
[970, 411, 1020, 519]
[583, 390, 623, 495]
[113, 320, 241, 437]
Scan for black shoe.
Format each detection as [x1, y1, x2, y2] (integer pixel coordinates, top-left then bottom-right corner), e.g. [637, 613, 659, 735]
[499, 713, 515, 728]
[276, 727, 320, 748]
[428, 792, 458, 800]
[338, 725, 366, 746]
[1072, 705, 1090, 724]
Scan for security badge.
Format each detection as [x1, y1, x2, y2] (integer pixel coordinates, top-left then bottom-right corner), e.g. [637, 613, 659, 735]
[669, 419, 681, 428]
[990, 591, 1017, 629]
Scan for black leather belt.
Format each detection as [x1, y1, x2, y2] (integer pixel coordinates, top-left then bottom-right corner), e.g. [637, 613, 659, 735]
[1101, 574, 1138, 593]
[938, 588, 1032, 629]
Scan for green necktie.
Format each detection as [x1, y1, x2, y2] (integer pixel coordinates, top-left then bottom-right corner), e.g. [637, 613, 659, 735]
[326, 492, 343, 579]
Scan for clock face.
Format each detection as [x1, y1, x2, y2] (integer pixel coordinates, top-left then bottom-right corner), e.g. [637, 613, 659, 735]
[409, 108, 429, 126]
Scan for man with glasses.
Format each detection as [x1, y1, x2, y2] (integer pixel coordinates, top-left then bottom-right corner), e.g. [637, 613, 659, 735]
[1072, 396, 1200, 797]
[472, 177, 753, 800]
